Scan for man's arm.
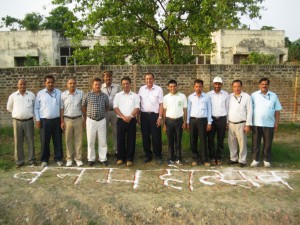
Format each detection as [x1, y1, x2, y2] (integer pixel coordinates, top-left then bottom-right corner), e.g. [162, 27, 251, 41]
[274, 111, 280, 132]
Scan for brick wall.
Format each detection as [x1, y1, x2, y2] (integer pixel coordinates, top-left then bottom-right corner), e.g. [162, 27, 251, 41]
[1, 65, 299, 126]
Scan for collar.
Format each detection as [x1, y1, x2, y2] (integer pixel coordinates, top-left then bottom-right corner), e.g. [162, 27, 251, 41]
[67, 89, 78, 95]
[102, 83, 117, 88]
[17, 90, 28, 95]
[122, 90, 133, 95]
[144, 84, 156, 90]
[193, 92, 204, 97]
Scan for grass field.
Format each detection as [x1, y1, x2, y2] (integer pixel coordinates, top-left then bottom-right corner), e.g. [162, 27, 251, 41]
[0, 123, 299, 170]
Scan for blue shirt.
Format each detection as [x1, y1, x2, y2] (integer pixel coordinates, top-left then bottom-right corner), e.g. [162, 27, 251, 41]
[187, 92, 212, 124]
[251, 90, 282, 127]
[35, 88, 61, 120]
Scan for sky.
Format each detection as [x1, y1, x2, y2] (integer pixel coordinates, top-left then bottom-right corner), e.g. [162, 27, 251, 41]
[0, 0, 299, 41]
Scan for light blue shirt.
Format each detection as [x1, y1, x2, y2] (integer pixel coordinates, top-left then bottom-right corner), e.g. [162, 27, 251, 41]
[35, 88, 61, 121]
[187, 92, 212, 124]
[251, 90, 282, 127]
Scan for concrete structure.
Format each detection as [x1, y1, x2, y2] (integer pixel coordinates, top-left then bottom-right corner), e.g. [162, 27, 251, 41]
[0, 29, 288, 67]
[211, 30, 288, 64]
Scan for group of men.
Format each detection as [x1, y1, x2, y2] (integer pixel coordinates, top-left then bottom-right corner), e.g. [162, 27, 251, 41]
[7, 72, 281, 168]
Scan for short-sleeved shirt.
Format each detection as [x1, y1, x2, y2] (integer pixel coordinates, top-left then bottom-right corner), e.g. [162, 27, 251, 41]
[113, 91, 140, 117]
[228, 92, 253, 126]
[187, 92, 212, 124]
[138, 84, 163, 113]
[7, 90, 35, 120]
[251, 90, 282, 127]
[82, 91, 109, 120]
[35, 88, 61, 120]
[101, 83, 121, 110]
[163, 92, 187, 119]
[207, 90, 229, 117]
[61, 89, 84, 117]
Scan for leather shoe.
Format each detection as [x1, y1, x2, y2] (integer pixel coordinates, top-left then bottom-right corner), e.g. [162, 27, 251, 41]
[88, 161, 94, 167]
[144, 157, 152, 163]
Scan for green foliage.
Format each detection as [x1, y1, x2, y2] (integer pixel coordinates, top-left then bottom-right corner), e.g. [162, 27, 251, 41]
[260, 25, 275, 30]
[287, 39, 300, 63]
[42, 6, 78, 37]
[241, 52, 276, 65]
[21, 13, 44, 30]
[24, 55, 39, 67]
[53, 0, 264, 64]
[0, 15, 21, 30]
[40, 53, 51, 66]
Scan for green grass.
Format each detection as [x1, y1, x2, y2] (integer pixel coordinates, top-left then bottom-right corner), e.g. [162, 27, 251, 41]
[0, 123, 299, 170]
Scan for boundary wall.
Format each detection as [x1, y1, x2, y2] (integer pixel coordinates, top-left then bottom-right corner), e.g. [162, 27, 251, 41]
[0, 65, 299, 126]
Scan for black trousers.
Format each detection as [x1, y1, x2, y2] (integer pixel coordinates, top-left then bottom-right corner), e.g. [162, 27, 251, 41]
[117, 118, 136, 162]
[40, 118, 63, 162]
[165, 117, 183, 161]
[252, 126, 274, 162]
[208, 116, 227, 160]
[140, 112, 162, 159]
[189, 117, 209, 163]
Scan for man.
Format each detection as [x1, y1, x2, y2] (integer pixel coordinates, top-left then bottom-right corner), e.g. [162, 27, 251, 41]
[163, 79, 187, 166]
[187, 79, 212, 167]
[207, 77, 229, 165]
[101, 70, 121, 156]
[138, 72, 163, 164]
[113, 77, 140, 167]
[61, 77, 84, 167]
[82, 77, 109, 167]
[227, 80, 252, 167]
[35, 75, 63, 168]
[7, 79, 36, 168]
[251, 78, 282, 168]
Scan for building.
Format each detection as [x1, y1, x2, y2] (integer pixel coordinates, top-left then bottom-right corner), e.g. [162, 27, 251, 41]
[211, 30, 288, 64]
[0, 29, 288, 67]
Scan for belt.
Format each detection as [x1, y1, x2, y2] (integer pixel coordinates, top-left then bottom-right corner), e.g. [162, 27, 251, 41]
[212, 116, 226, 120]
[88, 117, 104, 121]
[166, 117, 183, 121]
[141, 112, 157, 115]
[13, 117, 33, 122]
[229, 120, 246, 124]
[64, 116, 82, 120]
[190, 117, 207, 120]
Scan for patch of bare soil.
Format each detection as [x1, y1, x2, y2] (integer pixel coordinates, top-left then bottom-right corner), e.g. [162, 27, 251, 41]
[0, 165, 299, 225]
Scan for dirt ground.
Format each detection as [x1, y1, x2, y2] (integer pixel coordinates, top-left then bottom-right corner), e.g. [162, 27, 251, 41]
[0, 163, 299, 225]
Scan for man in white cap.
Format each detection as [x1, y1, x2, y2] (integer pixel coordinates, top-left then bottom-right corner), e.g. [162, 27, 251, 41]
[207, 77, 229, 165]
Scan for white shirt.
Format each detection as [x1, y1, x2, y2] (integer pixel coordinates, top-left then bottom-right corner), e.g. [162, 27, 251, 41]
[187, 92, 212, 124]
[7, 90, 35, 120]
[61, 89, 84, 117]
[228, 92, 253, 126]
[163, 92, 187, 119]
[207, 89, 229, 117]
[113, 91, 140, 117]
[101, 83, 121, 110]
[138, 84, 163, 113]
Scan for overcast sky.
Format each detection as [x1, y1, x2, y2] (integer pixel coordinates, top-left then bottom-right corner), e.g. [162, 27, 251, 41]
[0, 0, 299, 41]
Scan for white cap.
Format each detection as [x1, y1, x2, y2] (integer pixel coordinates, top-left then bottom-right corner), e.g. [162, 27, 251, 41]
[213, 77, 223, 83]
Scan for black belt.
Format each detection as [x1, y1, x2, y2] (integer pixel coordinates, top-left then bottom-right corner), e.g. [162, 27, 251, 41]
[166, 117, 183, 121]
[229, 121, 246, 124]
[212, 116, 226, 120]
[190, 117, 207, 120]
[13, 117, 33, 122]
[64, 116, 82, 120]
[89, 117, 104, 121]
[141, 112, 157, 115]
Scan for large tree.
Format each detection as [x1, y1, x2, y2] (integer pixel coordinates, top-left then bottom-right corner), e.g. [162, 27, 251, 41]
[55, 0, 264, 64]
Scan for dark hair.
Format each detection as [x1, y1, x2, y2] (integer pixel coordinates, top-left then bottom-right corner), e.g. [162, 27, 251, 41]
[44, 75, 55, 82]
[232, 79, 242, 86]
[121, 76, 131, 84]
[145, 72, 155, 78]
[93, 77, 102, 83]
[168, 79, 177, 86]
[194, 79, 204, 85]
[259, 77, 270, 84]
[102, 70, 113, 77]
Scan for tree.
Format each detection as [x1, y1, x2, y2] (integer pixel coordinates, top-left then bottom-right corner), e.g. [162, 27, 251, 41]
[260, 26, 275, 30]
[241, 52, 276, 64]
[0, 16, 21, 30]
[53, 0, 264, 64]
[42, 6, 78, 36]
[288, 39, 300, 63]
[21, 13, 44, 30]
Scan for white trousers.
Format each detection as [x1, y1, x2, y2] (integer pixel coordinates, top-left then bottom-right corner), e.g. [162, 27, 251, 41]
[86, 117, 107, 162]
[228, 123, 248, 164]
